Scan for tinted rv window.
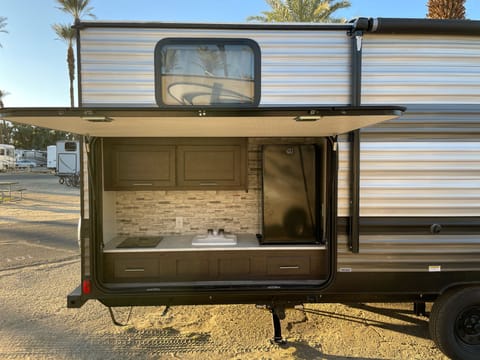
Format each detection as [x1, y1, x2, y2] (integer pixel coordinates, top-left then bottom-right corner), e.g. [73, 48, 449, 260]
[155, 38, 260, 107]
[65, 142, 77, 151]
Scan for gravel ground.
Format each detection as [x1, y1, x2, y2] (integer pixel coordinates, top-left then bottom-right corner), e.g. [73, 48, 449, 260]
[0, 172, 448, 359]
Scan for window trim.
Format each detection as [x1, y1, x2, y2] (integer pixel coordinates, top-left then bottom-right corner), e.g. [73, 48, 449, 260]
[154, 37, 261, 108]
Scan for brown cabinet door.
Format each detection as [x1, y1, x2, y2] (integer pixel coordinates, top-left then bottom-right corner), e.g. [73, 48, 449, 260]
[177, 140, 247, 189]
[104, 140, 176, 190]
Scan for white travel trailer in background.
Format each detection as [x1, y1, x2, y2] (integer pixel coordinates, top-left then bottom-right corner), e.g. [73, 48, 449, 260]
[0, 144, 15, 171]
[55, 140, 80, 175]
[2, 17, 480, 360]
[55, 140, 80, 186]
[15, 149, 47, 167]
[47, 144, 57, 169]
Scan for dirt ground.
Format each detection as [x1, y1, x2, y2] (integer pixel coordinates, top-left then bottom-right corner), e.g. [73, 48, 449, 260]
[0, 172, 448, 359]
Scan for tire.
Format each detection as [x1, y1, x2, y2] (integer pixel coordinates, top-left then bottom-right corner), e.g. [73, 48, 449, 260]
[429, 286, 480, 360]
[59, 177, 65, 184]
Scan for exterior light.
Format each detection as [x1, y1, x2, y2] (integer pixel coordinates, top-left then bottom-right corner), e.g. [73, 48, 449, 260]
[294, 115, 321, 122]
[82, 116, 113, 123]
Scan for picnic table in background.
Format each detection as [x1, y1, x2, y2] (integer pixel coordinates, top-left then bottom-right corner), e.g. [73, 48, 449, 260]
[0, 181, 26, 202]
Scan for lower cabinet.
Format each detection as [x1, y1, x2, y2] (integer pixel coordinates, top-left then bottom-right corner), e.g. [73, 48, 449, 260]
[103, 250, 326, 283]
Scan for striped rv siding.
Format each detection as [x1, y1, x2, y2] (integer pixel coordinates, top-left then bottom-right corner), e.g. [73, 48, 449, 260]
[342, 29, 480, 273]
[337, 107, 480, 272]
[79, 27, 351, 107]
[361, 34, 480, 105]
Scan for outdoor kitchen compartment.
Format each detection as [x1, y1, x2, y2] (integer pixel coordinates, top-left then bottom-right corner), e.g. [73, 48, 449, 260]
[262, 143, 324, 244]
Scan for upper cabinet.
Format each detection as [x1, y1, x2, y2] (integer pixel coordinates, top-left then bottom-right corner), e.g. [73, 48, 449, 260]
[103, 138, 247, 191]
[178, 142, 246, 189]
[103, 140, 176, 190]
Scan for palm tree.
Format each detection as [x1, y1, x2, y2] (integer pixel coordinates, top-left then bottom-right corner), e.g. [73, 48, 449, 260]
[52, 24, 76, 107]
[55, 0, 95, 21]
[248, 0, 351, 23]
[0, 17, 8, 48]
[0, 90, 11, 143]
[53, 0, 95, 107]
[427, 0, 466, 19]
[0, 89, 7, 108]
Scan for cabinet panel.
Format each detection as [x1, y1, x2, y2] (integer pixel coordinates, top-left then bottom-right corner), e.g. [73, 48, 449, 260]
[112, 257, 159, 280]
[104, 140, 175, 190]
[177, 140, 247, 189]
[103, 138, 246, 190]
[266, 256, 311, 275]
[103, 249, 327, 283]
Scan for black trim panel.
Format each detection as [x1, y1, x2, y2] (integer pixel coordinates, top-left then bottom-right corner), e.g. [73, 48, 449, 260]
[75, 21, 353, 32]
[361, 17, 480, 36]
[338, 217, 480, 236]
[88, 271, 480, 307]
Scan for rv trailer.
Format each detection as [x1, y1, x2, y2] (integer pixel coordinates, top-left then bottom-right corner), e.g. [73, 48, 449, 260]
[2, 17, 480, 359]
[0, 144, 15, 171]
[15, 149, 47, 167]
[47, 144, 57, 169]
[55, 140, 80, 186]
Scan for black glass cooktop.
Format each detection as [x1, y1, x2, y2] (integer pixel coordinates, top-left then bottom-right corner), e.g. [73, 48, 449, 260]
[117, 236, 163, 248]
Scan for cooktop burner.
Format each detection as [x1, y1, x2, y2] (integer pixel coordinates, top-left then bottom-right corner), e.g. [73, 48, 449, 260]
[117, 236, 163, 248]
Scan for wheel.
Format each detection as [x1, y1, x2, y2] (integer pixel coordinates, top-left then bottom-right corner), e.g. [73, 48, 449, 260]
[429, 286, 480, 360]
[58, 177, 65, 184]
[65, 176, 72, 187]
[73, 174, 80, 187]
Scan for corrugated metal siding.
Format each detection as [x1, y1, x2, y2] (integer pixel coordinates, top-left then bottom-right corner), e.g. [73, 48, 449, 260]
[337, 234, 480, 272]
[362, 34, 480, 104]
[337, 108, 480, 217]
[337, 108, 480, 272]
[359, 141, 480, 217]
[79, 27, 350, 106]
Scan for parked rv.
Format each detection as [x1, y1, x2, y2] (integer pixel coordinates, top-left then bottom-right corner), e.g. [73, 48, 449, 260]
[2, 17, 479, 360]
[47, 145, 57, 169]
[15, 159, 37, 169]
[55, 140, 80, 187]
[0, 144, 15, 171]
[15, 149, 47, 167]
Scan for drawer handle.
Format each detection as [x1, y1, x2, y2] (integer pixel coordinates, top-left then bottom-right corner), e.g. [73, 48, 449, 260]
[279, 266, 300, 270]
[132, 183, 153, 186]
[124, 268, 145, 272]
[200, 182, 218, 186]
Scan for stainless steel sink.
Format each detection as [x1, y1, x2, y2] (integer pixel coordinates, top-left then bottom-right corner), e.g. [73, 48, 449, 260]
[192, 234, 237, 246]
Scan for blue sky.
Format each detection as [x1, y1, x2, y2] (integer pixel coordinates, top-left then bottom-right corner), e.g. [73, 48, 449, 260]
[1, 0, 480, 107]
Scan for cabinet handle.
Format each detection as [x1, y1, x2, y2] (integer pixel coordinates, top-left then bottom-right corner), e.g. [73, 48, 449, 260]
[199, 182, 218, 186]
[279, 266, 300, 270]
[132, 183, 153, 186]
[124, 268, 145, 272]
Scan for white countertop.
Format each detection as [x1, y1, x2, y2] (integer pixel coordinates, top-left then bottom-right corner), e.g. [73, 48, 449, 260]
[103, 234, 325, 253]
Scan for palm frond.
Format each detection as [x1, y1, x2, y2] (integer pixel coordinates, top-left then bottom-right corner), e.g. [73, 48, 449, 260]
[55, 0, 96, 21]
[247, 0, 350, 23]
[52, 23, 76, 45]
[0, 17, 8, 48]
[427, 0, 466, 19]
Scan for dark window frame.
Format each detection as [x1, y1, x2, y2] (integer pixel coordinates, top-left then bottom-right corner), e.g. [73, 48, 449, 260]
[154, 38, 261, 108]
[65, 142, 77, 152]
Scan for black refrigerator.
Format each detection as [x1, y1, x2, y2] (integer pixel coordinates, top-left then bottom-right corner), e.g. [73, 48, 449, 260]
[261, 144, 320, 244]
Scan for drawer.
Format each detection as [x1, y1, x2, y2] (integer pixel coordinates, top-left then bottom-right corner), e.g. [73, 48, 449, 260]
[114, 258, 159, 279]
[266, 256, 311, 276]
